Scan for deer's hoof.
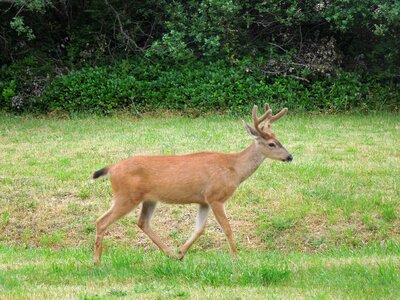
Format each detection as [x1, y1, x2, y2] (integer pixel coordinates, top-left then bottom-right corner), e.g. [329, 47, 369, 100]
[164, 250, 178, 260]
[177, 250, 185, 260]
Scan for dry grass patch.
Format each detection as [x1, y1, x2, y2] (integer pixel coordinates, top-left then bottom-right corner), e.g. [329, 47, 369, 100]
[0, 113, 399, 253]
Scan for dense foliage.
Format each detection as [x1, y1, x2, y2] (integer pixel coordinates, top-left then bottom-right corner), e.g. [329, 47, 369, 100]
[0, 0, 399, 113]
[38, 60, 398, 114]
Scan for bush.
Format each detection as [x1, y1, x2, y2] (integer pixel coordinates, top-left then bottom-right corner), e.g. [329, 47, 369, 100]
[4, 58, 399, 115]
[41, 67, 137, 114]
[40, 60, 275, 114]
[0, 54, 55, 112]
[1, 80, 16, 107]
[131, 60, 272, 112]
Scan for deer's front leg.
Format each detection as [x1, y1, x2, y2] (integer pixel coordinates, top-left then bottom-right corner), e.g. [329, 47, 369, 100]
[178, 204, 210, 260]
[210, 201, 237, 258]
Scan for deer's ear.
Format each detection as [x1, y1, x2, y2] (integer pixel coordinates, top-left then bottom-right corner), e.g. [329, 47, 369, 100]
[244, 123, 260, 138]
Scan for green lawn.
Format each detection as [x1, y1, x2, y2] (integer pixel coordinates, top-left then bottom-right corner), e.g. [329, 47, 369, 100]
[1, 244, 399, 299]
[0, 112, 399, 298]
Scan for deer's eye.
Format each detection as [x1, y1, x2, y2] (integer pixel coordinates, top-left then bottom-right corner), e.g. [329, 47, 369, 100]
[268, 143, 276, 148]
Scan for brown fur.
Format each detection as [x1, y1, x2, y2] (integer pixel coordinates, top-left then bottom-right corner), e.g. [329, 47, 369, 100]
[93, 104, 292, 264]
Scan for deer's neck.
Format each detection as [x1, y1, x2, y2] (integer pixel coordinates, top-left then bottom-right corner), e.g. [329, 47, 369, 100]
[234, 141, 266, 183]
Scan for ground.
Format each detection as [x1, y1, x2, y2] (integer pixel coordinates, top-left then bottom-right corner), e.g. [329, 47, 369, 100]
[0, 112, 399, 298]
[1, 244, 399, 299]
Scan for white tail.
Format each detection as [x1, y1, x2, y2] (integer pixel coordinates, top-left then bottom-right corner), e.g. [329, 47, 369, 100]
[93, 104, 292, 264]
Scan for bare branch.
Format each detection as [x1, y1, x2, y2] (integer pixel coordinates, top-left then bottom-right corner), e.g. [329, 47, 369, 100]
[104, 0, 143, 53]
[268, 42, 289, 53]
[14, 1, 25, 17]
[264, 70, 310, 83]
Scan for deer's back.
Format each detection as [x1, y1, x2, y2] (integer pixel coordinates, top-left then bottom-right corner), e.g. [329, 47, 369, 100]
[109, 152, 240, 204]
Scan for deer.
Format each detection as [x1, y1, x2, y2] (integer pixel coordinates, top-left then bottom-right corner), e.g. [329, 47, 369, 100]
[92, 104, 292, 264]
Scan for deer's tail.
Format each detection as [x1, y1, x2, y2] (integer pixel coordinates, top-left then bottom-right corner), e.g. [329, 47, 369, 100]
[92, 166, 111, 179]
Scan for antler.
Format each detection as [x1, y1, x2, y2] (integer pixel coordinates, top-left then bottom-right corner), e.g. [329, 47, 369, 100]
[266, 105, 288, 127]
[252, 103, 288, 132]
[252, 104, 272, 135]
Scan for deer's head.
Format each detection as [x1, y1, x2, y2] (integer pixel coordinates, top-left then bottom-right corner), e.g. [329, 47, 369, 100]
[245, 104, 292, 162]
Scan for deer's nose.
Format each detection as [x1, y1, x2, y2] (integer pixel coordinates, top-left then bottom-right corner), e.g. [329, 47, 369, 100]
[286, 155, 293, 162]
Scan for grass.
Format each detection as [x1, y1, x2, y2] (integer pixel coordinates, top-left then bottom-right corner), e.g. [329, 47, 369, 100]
[0, 243, 399, 299]
[0, 112, 399, 298]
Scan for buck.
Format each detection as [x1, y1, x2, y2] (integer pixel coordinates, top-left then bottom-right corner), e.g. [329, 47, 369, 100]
[92, 104, 292, 264]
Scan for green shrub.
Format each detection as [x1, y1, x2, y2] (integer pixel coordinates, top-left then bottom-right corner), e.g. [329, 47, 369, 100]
[308, 72, 364, 111]
[1, 80, 16, 107]
[41, 67, 137, 114]
[133, 60, 272, 112]
[0, 54, 56, 112]
[40, 60, 274, 114]
[14, 58, 400, 115]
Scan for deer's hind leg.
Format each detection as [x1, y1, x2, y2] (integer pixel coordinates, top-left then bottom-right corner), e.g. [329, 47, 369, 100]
[137, 201, 176, 258]
[94, 195, 141, 265]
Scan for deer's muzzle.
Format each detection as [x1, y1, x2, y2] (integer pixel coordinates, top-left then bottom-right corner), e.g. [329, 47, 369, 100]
[283, 154, 293, 162]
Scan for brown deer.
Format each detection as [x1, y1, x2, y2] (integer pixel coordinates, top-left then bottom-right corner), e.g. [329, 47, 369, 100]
[92, 104, 292, 264]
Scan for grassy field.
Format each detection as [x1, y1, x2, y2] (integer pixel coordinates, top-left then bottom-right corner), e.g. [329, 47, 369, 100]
[0, 112, 399, 298]
[1, 243, 399, 299]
